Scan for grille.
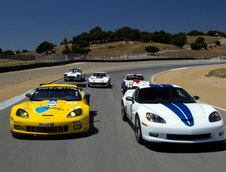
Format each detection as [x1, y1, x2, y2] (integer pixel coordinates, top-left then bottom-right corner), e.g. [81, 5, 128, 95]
[68, 75, 81, 79]
[26, 126, 68, 133]
[91, 83, 107, 86]
[167, 133, 211, 141]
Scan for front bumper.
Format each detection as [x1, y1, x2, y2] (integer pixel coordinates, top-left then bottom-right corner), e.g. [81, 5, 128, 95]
[10, 116, 89, 136]
[140, 119, 224, 143]
[88, 80, 110, 87]
[64, 75, 83, 81]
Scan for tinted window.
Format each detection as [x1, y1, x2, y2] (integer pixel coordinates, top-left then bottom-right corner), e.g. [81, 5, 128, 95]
[137, 87, 195, 103]
[126, 75, 144, 80]
[31, 87, 81, 101]
[93, 73, 106, 77]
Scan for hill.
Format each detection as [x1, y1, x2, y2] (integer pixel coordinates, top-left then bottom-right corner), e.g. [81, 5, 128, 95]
[87, 36, 226, 59]
[1, 36, 226, 68]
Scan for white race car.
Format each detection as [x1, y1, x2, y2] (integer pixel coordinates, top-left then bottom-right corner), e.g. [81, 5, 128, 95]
[121, 74, 149, 94]
[64, 68, 85, 81]
[121, 84, 224, 144]
[88, 72, 111, 88]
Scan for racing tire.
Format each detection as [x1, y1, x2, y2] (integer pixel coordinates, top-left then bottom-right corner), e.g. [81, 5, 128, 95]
[135, 115, 144, 144]
[121, 101, 127, 121]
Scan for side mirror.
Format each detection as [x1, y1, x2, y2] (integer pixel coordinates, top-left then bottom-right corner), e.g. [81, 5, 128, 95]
[193, 96, 199, 100]
[126, 96, 135, 103]
[26, 93, 32, 99]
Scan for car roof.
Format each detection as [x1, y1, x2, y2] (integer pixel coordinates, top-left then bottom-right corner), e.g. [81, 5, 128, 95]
[93, 72, 107, 74]
[126, 74, 143, 76]
[139, 84, 181, 89]
[39, 83, 78, 88]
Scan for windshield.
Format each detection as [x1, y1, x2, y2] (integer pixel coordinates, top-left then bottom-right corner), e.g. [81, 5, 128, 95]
[137, 87, 195, 103]
[70, 68, 80, 73]
[126, 75, 144, 80]
[31, 87, 82, 101]
[93, 73, 106, 77]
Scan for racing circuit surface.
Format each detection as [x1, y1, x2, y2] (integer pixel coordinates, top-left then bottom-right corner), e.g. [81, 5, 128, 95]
[0, 61, 226, 172]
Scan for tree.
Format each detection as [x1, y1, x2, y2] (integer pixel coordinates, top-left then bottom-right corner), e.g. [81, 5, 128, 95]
[3, 50, 15, 55]
[207, 30, 226, 37]
[145, 46, 159, 53]
[151, 30, 172, 44]
[71, 44, 90, 54]
[61, 38, 68, 45]
[215, 40, 221, 46]
[190, 43, 202, 50]
[73, 32, 92, 46]
[190, 37, 207, 50]
[89, 26, 103, 34]
[115, 26, 140, 41]
[0, 48, 2, 54]
[62, 45, 71, 54]
[171, 32, 187, 48]
[36, 41, 55, 54]
[140, 32, 151, 42]
[187, 30, 204, 36]
[89, 26, 105, 43]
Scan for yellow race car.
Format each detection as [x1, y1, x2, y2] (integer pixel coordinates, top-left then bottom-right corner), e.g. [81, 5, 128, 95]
[10, 83, 90, 137]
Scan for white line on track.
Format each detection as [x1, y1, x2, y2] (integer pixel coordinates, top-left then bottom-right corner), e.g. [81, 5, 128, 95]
[0, 89, 34, 111]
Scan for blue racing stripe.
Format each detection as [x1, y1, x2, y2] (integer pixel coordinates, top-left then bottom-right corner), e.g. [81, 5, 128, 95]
[162, 103, 194, 127]
[150, 84, 173, 88]
[149, 84, 161, 88]
[160, 84, 173, 88]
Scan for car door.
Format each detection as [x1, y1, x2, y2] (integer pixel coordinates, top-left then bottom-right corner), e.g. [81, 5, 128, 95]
[125, 97, 133, 120]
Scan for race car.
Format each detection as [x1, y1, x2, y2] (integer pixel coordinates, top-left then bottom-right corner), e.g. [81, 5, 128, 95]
[121, 84, 224, 144]
[64, 68, 85, 81]
[88, 72, 111, 88]
[10, 83, 90, 137]
[121, 74, 149, 94]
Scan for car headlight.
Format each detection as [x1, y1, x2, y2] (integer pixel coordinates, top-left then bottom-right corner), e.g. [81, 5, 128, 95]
[16, 109, 29, 118]
[209, 111, 221, 122]
[146, 112, 166, 123]
[67, 108, 82, 118]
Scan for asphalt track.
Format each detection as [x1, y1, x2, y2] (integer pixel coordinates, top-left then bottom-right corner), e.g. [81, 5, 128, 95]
[0, 61, 226, 172]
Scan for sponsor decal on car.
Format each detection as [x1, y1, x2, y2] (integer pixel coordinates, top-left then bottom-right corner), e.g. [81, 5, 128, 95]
[36, 106, 50, 114]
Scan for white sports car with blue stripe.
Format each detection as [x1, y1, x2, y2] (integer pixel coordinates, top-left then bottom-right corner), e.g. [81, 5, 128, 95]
[121, 84, 224, 144]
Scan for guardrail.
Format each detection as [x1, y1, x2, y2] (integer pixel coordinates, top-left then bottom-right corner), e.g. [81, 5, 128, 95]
[35, 53, 85, 63]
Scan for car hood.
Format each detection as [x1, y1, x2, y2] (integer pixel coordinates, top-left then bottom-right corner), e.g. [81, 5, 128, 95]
[124, 80, 149, 86]
[24, 100, 82, 117]
[65, 72, 81, 76]
[141, 103, 211, 120]
[89, 76, 109, 80]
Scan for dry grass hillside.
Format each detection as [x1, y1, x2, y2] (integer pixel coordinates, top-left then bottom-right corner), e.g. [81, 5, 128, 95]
[88, 36, 226, 58]
[88, 41, 176, 57]
[159, 36, 226, 58]
[1, 36, 225, 68]
[24, 36, 226, 58]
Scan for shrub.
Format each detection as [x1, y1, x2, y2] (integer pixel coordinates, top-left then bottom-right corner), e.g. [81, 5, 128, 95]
[145, 46, 159, 53]
[215, 40, 221, 46]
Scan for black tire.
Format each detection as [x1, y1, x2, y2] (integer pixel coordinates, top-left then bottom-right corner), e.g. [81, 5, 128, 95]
[85, 94, 90, 105]
[135, 115, 144, 144]
[121, 101, 127, 121]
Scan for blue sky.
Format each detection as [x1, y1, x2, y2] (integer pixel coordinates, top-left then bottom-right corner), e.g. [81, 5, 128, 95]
[0, 0, 226, 51]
